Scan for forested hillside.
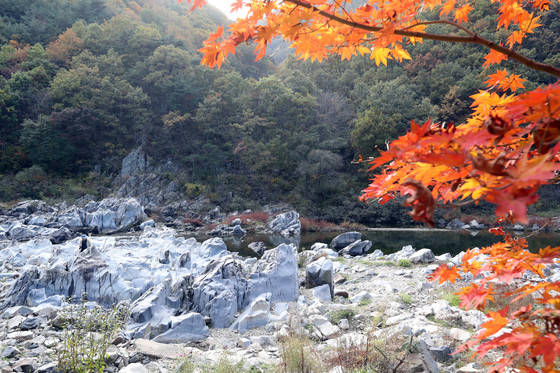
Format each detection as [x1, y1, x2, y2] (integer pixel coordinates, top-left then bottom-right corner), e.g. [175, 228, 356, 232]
[0, 0, 558, 225]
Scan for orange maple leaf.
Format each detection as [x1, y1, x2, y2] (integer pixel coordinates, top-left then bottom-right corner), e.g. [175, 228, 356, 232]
[454, 3, 473, 23]
[440, 0, 456, 16]
[483, 48, 508, 67]
[479, 309, 509, 339]
[428, 264, 461, 284]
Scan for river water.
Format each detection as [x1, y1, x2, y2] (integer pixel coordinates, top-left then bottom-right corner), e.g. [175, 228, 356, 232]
[191, 228, 560, 257]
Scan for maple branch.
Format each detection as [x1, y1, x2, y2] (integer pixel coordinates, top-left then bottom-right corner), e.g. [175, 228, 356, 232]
[283, 0, 560, 77]
[404, 20, 475, 37]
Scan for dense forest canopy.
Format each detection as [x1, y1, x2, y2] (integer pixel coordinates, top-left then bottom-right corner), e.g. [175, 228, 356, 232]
[0, 0, 558, 225]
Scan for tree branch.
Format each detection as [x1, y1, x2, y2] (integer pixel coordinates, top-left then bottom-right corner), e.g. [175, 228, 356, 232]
[284, 0, 560, 78]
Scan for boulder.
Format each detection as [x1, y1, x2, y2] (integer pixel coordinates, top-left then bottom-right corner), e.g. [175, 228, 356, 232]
[385, 245, 415, 261]
[309, 314, 339, 339]
[446, 218, 464, 230]
[119, 363, 149, 373]
[244, 243, 298, 307]
[267, 211, 301, 236]
[232, 224, 246, 236]
[152, 312, 209, 343]
[366, 249, 384, 260]
[330, 232, 362, 251]
[468, 220, 483, 229]
[305, 257, 333, 297]
[230, 293, 271, 333]
[312, 284, 332, 302]
[340, 240, 372, 256]
[133, 339, 183, 359]
[408, 248, 435, 263]
[140, 220, 155, 230]
[49, 227, 72, 244]
[191, 256, 247, 328]
[248, 241, 267, 256]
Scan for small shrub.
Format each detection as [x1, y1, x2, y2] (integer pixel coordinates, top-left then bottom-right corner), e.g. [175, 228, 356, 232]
[185, 183, 206, 198]
[399, 293, 413, 304]
[202, 354, 245, 373]
[54, 296, 129, 373]
[372, 260, 395, 267]
[176, 359, 195, 373]
[326, 333, 415, 372]
[359, 299, 372, 307]
[398, 259, 412, 267]
[329, 309, 356, 324]
[278, 333, 323, 373]
[439, 290, 461, 307]
[300, 218, 340, 232]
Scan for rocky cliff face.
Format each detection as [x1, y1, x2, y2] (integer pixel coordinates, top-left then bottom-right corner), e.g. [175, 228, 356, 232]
[0, 197, 146, 244]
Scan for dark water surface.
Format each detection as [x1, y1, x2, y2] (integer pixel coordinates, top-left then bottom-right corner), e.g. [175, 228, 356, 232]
[193, 228, 560, 257]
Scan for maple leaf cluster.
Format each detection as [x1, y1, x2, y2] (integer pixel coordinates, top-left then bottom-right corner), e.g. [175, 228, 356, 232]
[430, 231, 560, 372]
[183, 0, 560, 370]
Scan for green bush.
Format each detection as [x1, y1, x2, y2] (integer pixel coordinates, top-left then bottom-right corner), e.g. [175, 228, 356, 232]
[329, 309, 356, 324]
[54, 296, 129, 373]
[399, 293, 413, 304]
[398, 259, 412, 267]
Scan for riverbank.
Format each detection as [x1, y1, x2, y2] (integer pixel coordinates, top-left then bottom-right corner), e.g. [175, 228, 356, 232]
[1, 226, 558, 373]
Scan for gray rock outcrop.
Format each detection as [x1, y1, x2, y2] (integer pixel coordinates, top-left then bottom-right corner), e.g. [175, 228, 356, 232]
[267, 211, 301, 236]
[121, 147, 150, 177]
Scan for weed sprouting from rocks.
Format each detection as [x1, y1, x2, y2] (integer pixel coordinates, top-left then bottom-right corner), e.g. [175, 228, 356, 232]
[278, 332, 324, 372]
[397, 259, 412, 267]
[54, 295, 129, 373]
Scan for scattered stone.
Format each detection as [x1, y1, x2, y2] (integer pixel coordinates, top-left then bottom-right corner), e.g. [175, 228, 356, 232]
[334, 290, 349, 298]
[139, 220, 155, 230]
[429, 346, 453, 362]
[332, 273, 346, 284]
[306, 257, 333, 297]
[1, 346, 20, 359]
[11, 358, 36, 373]
[350, 291, 371, 304]
[119, 363, 149, 373]
[133, 340, 183, 360]
[312, 284, 332, 302]
[449, 328, 471, 343]
[330, 232, 361, 251]
[409, 248, 435, 264]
